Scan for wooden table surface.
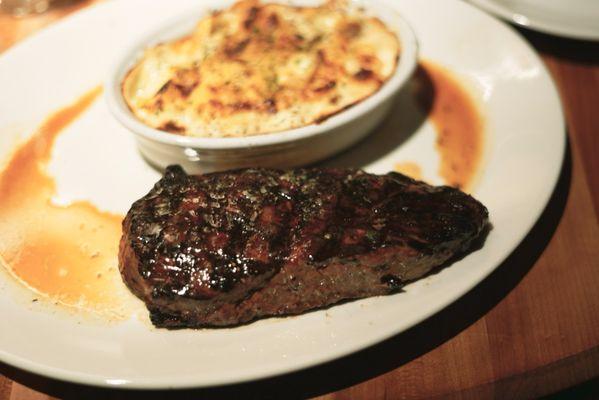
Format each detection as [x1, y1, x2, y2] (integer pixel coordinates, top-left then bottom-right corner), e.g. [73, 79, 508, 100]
[1, 1, 598, 399]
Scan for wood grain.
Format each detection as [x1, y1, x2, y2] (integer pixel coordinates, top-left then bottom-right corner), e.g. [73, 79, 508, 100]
[0, 4, 598, 400]
[547, 60, 599, 214]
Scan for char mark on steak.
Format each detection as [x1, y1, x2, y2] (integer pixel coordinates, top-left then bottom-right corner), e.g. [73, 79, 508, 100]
[119, 166, 489, 328]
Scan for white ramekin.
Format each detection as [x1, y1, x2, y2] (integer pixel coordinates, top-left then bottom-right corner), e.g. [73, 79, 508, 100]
[105, 0, 418, 173]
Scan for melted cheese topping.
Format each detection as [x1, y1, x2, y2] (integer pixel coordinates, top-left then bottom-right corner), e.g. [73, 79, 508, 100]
[122, 0, 400, 137]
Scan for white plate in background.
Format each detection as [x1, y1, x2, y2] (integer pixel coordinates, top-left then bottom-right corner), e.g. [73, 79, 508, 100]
[469, 0, 599, 41]
[0, 0, 564, 389]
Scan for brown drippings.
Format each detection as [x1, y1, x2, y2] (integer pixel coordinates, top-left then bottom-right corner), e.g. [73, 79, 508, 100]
[394, 162, 422, 181]
[414, 61, 484, 191]
[0, 87, 131, 319]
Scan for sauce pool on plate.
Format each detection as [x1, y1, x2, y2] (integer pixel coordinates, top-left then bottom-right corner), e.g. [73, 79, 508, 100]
[396, 61, 484, 191]
[0, 87, 133, 319]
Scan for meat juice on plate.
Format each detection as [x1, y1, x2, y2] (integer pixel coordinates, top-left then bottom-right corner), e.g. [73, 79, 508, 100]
[395, 61, 484, 192]
[0, 87, 134, 320]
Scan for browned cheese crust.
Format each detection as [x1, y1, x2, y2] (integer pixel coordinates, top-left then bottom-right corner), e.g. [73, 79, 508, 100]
[121, 0, 400, 137]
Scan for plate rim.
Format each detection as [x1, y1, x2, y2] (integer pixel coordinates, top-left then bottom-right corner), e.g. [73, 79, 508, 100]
[468, 0, 599, 41]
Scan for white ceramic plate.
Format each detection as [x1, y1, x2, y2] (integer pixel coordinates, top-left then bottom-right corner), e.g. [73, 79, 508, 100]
[0, 0, 564, 389]
[469, 0, 599, 41]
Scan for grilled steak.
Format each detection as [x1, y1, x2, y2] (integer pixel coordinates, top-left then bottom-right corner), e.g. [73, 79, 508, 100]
[119, 166, 488, 328]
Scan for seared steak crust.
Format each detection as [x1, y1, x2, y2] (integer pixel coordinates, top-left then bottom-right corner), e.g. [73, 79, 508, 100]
[119, 166, 488, 328]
